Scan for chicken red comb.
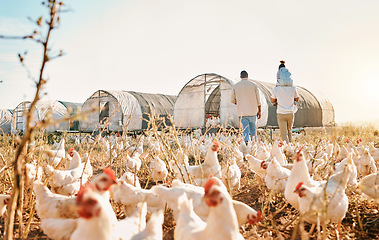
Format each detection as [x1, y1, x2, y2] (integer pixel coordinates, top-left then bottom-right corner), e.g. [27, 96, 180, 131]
[257, 210, 262, 222]
[103, 167, 117, 182]
[295, 147, 304, 162]
[279, 140, 284, 147]
[295, 182, 304, 191]
[68, 148, 74, 154]
[248, 211, 262, 224]
[165, 181, 172, 188]
[260, 161, 267, 169]
[204, 177, 217, 195]
[76, 182, 94, 204]
[211, 141, 219, 152]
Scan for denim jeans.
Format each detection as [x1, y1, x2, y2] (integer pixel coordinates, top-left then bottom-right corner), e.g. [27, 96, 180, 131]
[239, 115, 257, 143]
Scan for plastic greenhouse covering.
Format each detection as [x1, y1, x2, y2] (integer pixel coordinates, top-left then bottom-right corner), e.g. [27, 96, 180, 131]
[174, 73, 334, 129]
[12, 101, 70, 133]
[79, 90, 176, 132]
[0, 109, 12, 134]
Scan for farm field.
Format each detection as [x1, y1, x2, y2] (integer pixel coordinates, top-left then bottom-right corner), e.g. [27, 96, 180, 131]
[0, 124, 378, 239]
[1, 1, 379, 239]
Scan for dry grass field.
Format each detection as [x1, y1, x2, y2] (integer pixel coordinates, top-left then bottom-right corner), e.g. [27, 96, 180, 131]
[0, 123, 378, 239]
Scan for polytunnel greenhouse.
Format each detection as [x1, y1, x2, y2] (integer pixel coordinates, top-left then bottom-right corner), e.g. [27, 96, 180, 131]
[12, 100, 82, 133]
[0, 109, 12, 134]
[79, 90, 177, 132]
[173, 73, 335, 129]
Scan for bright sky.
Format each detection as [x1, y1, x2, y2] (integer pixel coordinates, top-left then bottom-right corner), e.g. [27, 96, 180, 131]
[1, 0, 378, 124]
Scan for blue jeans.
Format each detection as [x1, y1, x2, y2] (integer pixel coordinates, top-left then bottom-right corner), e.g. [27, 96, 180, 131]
[240, 116, 257, 143]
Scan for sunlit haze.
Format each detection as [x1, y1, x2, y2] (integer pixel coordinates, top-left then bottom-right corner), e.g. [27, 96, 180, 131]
[1, 0, 378, 125]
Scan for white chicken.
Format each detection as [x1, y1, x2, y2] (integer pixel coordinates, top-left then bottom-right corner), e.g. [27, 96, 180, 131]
[149, 156, 168, 184]
[230, 145, 244, 165]
[151, 177, 261, 227]
[34, 181, 78, 220]
[336, 145, 350, 162]
[46, 165, 89, 196]
[255, 144, 270, 160]
[41, 174, 148, 240]
[0, 194, 11, 217]
[334, 153, 358, 188]
[239, 139, 254, 156]
[68, 149, 93, 177]
[34, 168, 117, 220]
[294, 160, 353, 230]
[270, 140, 287, 165]
[25, 160, 43, 187]
[114, 201, 147, 240]
[357, 148, 377, 177]
[175, 151, 189, 166]
[205, 115, 220, 128]
[323, 142, 335, 159]
[40, 182, 118, 240]
[125, 152, 142, 172]
[306, 153, 328, 174]
[42, 138, 66, 167]
[358, 172, 379, 200]
[45, 150, 95, 196]
[130, 210, 164, 240]
[120, 171, 141, 188]
[91, 167, 119, 194]
[170, 141, 222, 186]
[147, 137, 162, 155]
[174, 178, 244, 240]
[69, 183, 118, 240]
[128, 136, 144, 155]
[245, 154, 268, 179]
[112, 180, 165, 215]
[285, 147, 325, 210]
[283, 142, 296, 159]
[222, 157, 241, 191]
[265, 156, 291, 193]
[368, 142, 379, 161]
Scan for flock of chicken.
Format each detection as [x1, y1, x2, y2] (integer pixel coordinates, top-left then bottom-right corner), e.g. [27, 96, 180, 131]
[1, 131, 379, 239]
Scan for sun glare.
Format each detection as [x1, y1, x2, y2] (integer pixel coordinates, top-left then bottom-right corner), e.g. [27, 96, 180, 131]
[364, 76, 379, 101]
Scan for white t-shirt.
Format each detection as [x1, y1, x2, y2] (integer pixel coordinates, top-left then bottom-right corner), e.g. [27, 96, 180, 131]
[271, 86, 299, 114]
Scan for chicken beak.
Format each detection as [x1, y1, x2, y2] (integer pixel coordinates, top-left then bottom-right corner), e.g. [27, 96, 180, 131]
[293, 188, 301, 194]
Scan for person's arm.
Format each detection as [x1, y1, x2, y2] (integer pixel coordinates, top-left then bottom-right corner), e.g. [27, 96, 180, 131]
[231, 89, 237, 105]
[294, 88, 299, 102]
[255, 86, 262, 119]
[271, 87, 277, 102]
[257, 105, 261, 119]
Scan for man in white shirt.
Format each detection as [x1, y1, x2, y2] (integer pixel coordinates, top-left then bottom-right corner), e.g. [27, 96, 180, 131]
[270, 82, 299, 143]
[231, 70, 261, 143]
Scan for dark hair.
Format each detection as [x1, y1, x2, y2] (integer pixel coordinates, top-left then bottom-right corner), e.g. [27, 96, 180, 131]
[279, 60, 285, 69]
[240, 70, 248, 78]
